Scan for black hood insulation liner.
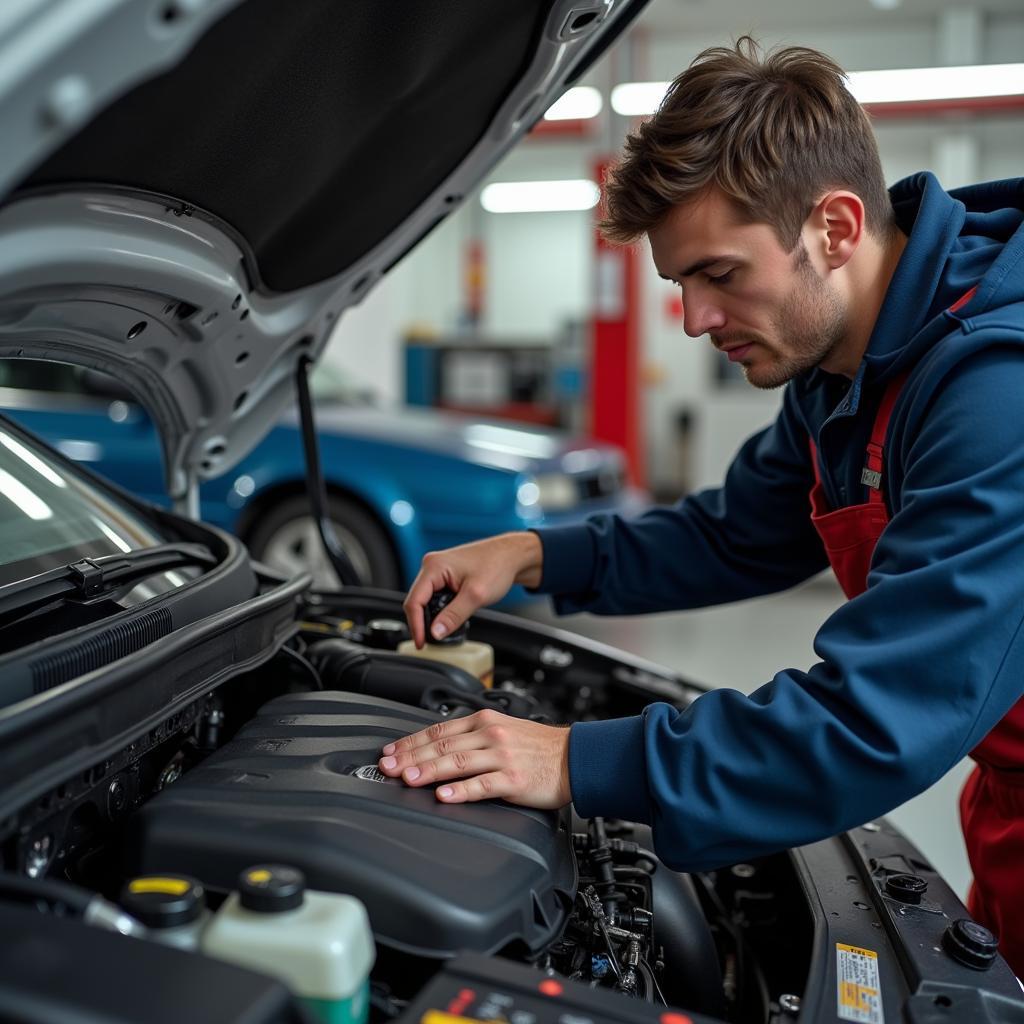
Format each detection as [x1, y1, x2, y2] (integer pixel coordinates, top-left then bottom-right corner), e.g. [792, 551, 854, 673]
[20, 0, 551, 293]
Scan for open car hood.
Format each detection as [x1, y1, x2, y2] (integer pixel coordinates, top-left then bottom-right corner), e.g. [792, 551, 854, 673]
[0, 0, 647, 500]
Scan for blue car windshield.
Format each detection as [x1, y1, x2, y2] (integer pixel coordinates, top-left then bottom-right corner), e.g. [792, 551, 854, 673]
[0, 416, 168, 588]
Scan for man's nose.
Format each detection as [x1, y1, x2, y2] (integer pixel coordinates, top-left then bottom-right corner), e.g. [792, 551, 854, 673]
[682, 295, 726, 339]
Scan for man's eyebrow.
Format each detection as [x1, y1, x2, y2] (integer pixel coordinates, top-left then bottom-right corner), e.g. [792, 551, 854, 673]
[657, 256, 741, 282]
[679, 255, 740, 277]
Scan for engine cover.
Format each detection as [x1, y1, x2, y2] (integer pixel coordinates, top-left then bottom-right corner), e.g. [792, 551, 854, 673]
[126, 691, 577, 958]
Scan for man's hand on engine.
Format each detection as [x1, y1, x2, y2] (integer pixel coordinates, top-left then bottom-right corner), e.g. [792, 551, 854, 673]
[378, 708, 571, 809]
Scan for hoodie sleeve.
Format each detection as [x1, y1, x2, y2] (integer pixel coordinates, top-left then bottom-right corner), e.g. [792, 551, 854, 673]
[569, 345, 1024, 871]
[535, 386, 830, 614]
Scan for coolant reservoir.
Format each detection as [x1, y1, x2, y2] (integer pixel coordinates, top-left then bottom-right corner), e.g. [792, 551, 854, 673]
[201, 864, 375, 1024]
[396, 635, 495, 686]
[397, 588, 494, 686]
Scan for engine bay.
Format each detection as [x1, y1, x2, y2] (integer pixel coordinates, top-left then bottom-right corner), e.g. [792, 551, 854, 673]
[1, 584, 1022, 1024]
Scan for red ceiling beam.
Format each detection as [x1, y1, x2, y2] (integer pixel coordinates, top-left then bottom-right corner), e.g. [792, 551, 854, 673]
[528, 118, 595, 138]
[864, 94, 1024, 118]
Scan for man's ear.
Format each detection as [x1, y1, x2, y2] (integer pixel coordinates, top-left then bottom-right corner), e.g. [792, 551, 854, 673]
[807, 191, 864, 270]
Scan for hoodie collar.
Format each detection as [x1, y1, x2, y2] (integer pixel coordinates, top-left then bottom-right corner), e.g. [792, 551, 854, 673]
[861, 172, 967, 378]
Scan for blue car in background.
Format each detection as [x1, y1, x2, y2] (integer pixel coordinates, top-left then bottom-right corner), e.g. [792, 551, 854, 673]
[0, 359, 646, 589]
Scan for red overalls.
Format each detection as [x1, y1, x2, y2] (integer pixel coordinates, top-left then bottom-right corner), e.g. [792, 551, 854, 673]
[809, 350, 1024, 978]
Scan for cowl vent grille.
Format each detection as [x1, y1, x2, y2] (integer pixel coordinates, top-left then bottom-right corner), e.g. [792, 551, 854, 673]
[31, 608, 173, 694]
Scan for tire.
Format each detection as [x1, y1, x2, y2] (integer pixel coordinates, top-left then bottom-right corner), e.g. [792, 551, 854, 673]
[245, 493, 401, 590]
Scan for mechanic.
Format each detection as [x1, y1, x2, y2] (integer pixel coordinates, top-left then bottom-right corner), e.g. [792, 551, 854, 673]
[379, 39, 1024, 974]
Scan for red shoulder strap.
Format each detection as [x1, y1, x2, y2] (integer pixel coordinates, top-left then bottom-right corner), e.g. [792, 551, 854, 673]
[862, 373, 907, 505]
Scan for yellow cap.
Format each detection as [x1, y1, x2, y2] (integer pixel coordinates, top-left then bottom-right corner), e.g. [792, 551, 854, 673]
[128, 876, 192, 896]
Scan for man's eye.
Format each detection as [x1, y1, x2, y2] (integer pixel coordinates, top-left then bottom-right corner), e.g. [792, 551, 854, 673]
[708, 269, 735, 285]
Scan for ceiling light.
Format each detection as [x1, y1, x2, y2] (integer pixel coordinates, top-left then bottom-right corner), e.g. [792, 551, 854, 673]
[847, 63, 1024, 104]
[611, 64, 1024, 116]
[480, 180, 601, 214]
[544, 86, 603, 120]
[611, 81, 668, 116]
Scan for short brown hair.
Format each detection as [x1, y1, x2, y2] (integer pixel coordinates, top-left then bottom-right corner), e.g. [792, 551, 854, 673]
[601, 37, 893, 248]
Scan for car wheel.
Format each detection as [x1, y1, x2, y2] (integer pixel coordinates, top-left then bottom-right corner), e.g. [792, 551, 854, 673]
[246, 494, 401, 590]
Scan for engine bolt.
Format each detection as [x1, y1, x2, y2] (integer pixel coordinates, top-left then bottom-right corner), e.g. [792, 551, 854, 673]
[779, 993, 801, 1016]
[106, 777, 127, 817]
[158, 763, 182, 790]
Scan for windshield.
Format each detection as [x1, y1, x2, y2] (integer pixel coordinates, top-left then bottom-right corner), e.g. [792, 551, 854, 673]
[0, 417, 168, 588]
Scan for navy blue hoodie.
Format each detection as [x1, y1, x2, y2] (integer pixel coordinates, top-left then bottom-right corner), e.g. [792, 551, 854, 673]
[536, 173, 1024, 871]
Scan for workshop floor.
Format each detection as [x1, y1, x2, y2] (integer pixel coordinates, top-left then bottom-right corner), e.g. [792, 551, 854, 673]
[517, 574, 973, 900]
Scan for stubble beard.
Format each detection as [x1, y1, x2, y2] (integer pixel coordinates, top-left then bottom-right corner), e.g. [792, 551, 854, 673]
[742, 245, 848, 390]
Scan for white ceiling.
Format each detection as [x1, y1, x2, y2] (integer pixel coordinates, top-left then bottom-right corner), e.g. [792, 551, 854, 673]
[635, 0, 1024, 33]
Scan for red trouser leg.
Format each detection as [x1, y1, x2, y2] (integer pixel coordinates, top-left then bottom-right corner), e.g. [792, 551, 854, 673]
[961, 763, 1024, 978]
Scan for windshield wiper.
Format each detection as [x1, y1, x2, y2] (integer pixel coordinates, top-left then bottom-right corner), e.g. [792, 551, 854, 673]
[0, 543, 217, 629]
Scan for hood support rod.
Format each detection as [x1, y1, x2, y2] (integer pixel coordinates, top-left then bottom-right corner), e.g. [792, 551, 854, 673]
[295, 355, 361, 587]
[172, 474, 200, 521]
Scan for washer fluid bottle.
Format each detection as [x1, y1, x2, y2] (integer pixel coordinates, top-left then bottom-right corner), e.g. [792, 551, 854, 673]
[396, 587, 494, 687]
[201, 864, 375, 1024]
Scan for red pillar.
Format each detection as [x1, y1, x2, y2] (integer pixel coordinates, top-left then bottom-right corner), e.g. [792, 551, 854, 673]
[589, 158, 645, 488]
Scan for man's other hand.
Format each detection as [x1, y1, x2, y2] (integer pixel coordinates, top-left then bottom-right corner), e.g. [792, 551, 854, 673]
[377, 708, 571, 809]
[402, 532, 544, 647]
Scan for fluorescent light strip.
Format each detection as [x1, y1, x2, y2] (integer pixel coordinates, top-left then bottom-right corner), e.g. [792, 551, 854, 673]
[848, 63, 1024, 104]
[611, 64, 1024, 116]
[544, 86, 603, 120]
[480, 179, 600, 214]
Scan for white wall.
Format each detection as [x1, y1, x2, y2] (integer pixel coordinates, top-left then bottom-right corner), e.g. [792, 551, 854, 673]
[480, 145, 594, 339]
[322, 268, 408, 402]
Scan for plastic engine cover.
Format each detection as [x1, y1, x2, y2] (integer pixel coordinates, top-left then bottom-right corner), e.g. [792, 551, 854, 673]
[126, 691, 577, 958]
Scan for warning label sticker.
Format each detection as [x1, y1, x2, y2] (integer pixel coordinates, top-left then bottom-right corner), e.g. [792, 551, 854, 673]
[836, 943, 884, 1024]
